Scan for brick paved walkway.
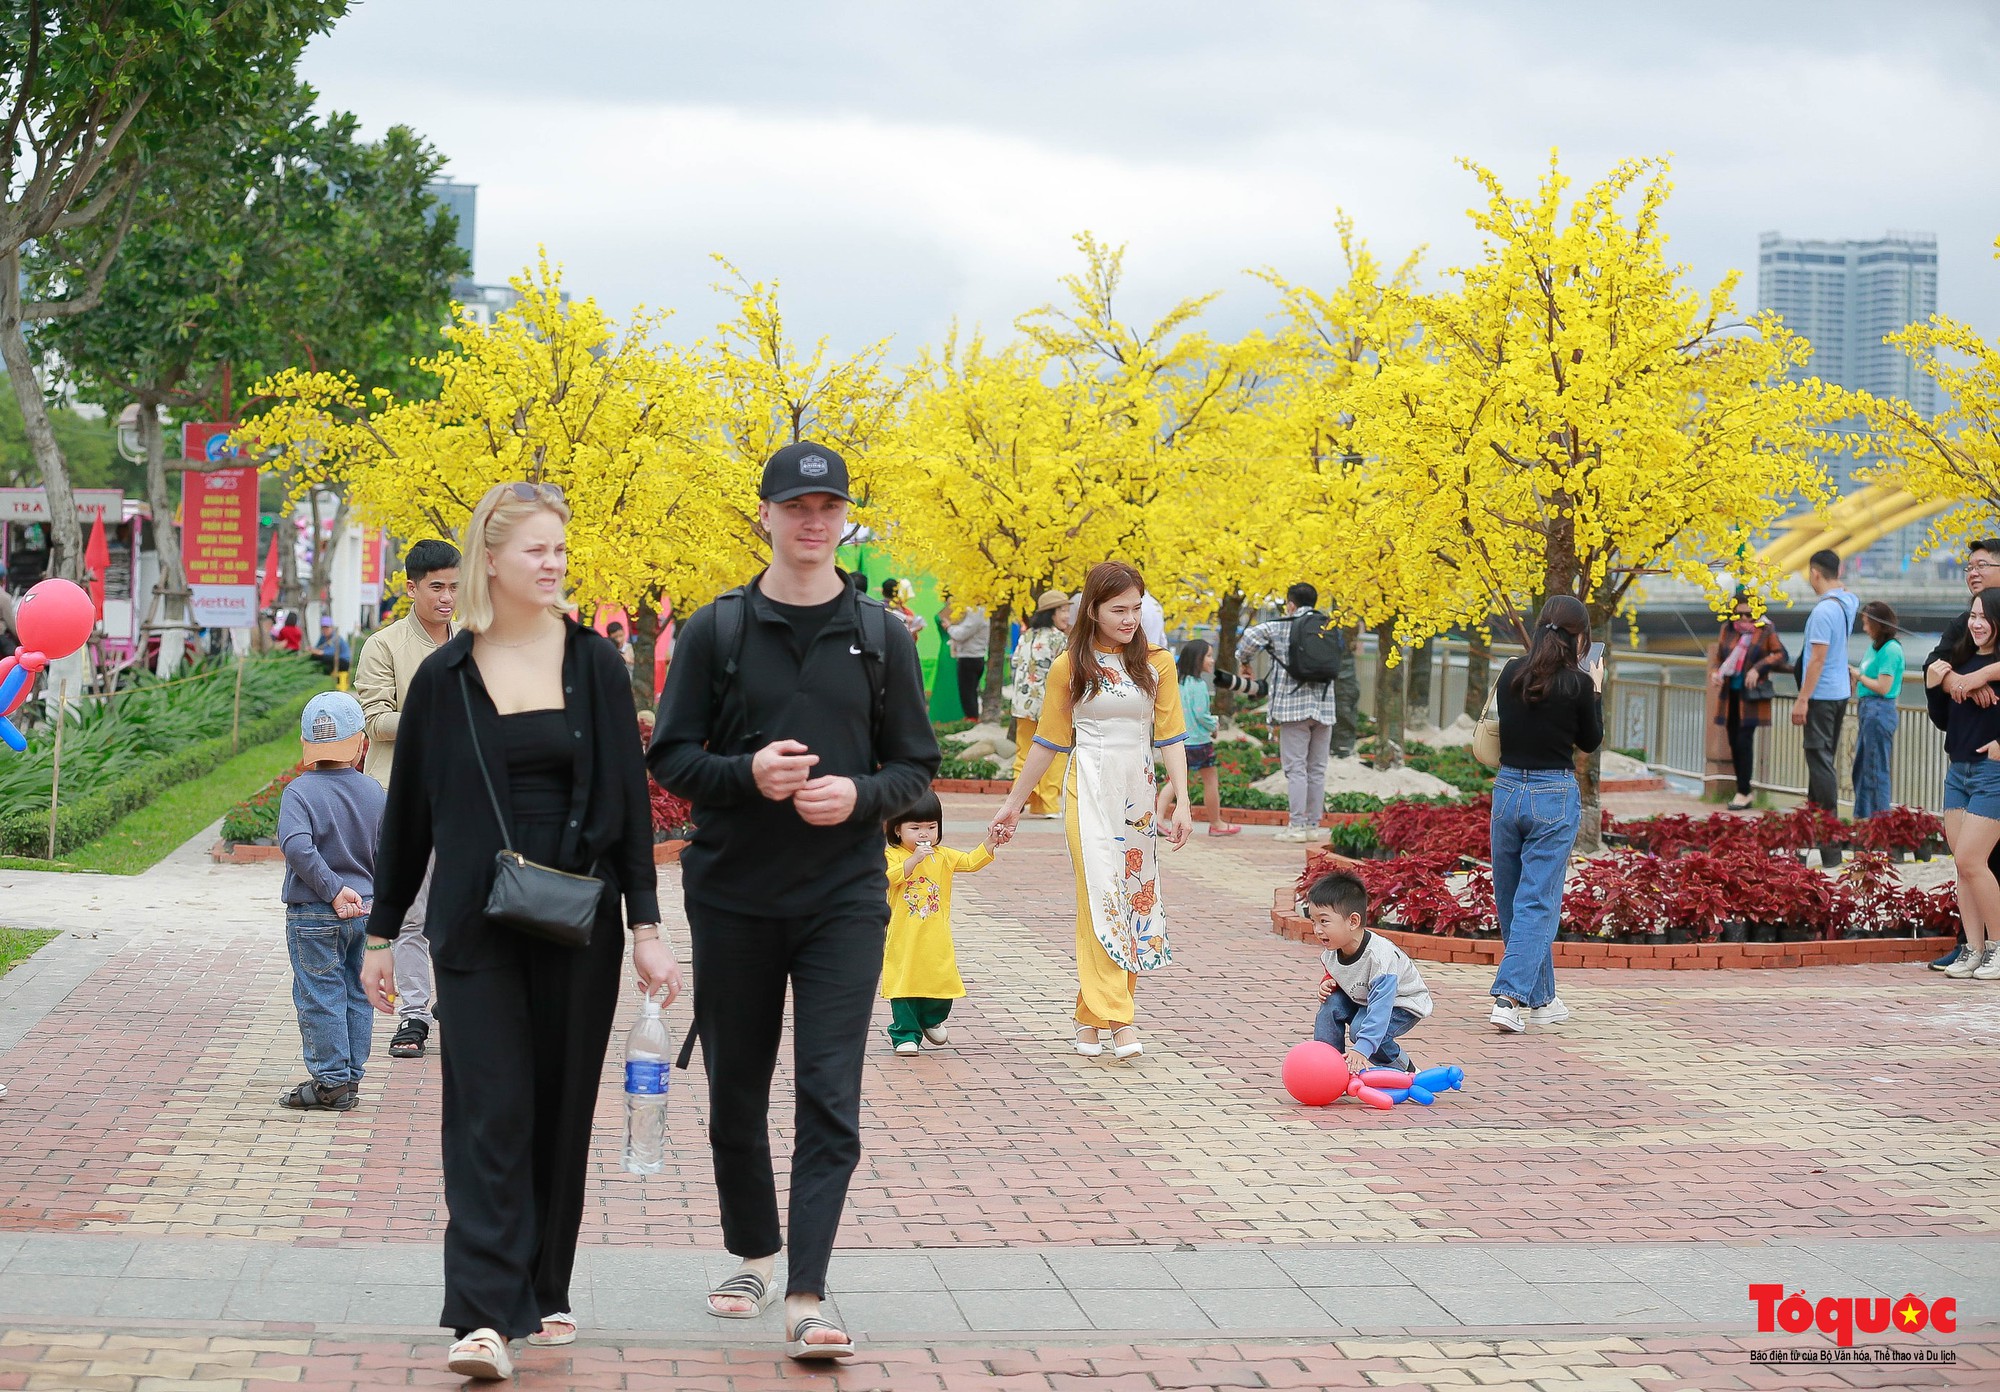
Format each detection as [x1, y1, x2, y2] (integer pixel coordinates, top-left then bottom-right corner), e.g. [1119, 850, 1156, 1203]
[1, 798, 1995, 1389]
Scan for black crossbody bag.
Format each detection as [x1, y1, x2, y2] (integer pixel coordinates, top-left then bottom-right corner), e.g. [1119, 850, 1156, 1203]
[459, 670, 602, 949]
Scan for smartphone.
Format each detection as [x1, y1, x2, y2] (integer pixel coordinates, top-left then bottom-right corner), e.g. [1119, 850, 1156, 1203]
[1584, 641, 1605, 671]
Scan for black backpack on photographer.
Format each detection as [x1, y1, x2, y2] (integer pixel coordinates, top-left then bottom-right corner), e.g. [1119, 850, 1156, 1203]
[1281, 609, 1343, 688]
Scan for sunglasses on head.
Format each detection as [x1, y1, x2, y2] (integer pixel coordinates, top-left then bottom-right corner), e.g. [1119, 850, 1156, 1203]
[505, 481, 565, 503]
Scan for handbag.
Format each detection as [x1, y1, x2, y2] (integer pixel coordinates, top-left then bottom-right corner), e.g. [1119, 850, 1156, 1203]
[459, 671, 602, 949]
[1471, 677, 1503, 770]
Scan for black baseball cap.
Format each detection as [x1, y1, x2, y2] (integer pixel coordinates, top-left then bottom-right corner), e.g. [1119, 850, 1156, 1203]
[760, 441, 853, 503]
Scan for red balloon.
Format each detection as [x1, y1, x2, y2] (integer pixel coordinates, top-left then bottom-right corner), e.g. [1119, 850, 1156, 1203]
[13, 578, 94, 660]
[1282, 1040, 1350, 1107]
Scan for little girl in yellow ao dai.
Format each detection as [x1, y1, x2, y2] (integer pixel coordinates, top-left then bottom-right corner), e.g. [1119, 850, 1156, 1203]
[883, 791, 997, 1054]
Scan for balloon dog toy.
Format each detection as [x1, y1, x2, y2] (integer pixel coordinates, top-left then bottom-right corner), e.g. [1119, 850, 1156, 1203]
[0, 578, 96, 753]
[1281, 1040, 1465, 1111]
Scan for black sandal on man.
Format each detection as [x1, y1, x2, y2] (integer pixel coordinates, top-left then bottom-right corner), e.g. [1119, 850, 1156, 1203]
[278, 1080, 355, 1111]
[389, 1019, 429, 1059]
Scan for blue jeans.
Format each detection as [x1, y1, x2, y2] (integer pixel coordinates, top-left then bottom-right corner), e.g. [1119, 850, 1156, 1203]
[1851, 698, 1897, 821]
[1489, 767, 1580, 1009]
[286, 903, 373, 1089]
[1314, 992, 1419, 1069]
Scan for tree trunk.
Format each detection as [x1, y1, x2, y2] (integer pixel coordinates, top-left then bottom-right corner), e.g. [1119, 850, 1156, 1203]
[1406, 637, 1434, 728]
[137, 402, 193, 676]
[1372, 618, 1405, 770]
[982, 602, 1012, 719]
[1463, 631, 1492, 720]
[0, 251, 85, 581]
[279, 504, 303, 618]
[1214, 589, 1244, 717]
[628, 595, 661, 714]
[304, 490, 348, 624]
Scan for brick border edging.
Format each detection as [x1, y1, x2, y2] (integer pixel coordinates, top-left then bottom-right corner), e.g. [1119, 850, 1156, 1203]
[213, 838, 692, 867]
[1269, 888, 1951, 968]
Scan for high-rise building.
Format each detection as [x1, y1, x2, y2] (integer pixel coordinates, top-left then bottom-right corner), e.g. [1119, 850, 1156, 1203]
[1757, 231, 1939, 572]
[422, 180, 519, 325]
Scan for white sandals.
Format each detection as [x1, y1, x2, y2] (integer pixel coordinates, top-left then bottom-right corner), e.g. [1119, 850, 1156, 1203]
[1073, 1025, 1103, 1056]
[786, 1313, 855, 1361]
[708, 1266, 781, 1318]
[1110, 1026, 1144, 1060]
[446, 1329, 513, 1381]
[526, 1311, 576, 1346]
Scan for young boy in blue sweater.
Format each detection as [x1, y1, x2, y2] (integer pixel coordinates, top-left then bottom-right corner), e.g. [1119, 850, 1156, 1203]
[1304, 872, 1433, 1073]
[277, 692, 385, 1112]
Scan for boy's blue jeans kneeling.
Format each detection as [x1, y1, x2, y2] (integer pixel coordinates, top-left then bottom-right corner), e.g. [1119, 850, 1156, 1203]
[1314, 992, 1420, 1071]
[286, 904, 373, 1089]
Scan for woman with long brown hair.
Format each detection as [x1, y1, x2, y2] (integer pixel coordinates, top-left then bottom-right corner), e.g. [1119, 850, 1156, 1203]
[990, 562, 1192, 1058]
[1706, 591, 1788, 811]
[1488, 594, 1603, 1036]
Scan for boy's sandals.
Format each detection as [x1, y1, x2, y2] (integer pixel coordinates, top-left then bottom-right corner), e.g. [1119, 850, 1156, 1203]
[446, 1328, 513, 1381]
[278, 1080, 355, 1111]
[1072, 1025, 1103, 1056]
[707, 1267, 780, 1318]
[526, 1311, 576, 1346]
[786, 1314, 855, 1361]
[390, 1020, 429, 1059]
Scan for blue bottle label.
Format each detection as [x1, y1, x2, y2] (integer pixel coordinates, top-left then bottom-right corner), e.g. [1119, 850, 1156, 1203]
[625, 1060, 668, 1095]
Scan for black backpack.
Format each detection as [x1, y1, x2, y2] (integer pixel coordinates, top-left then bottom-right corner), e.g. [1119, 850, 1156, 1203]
[706, 584, 892, 757]
[1281, 609, 1342, 688]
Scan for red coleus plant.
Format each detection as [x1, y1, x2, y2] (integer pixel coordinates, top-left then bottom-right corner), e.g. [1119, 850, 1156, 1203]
[1372, 795, 1492, 859]
[1849, 805, 1947, 853]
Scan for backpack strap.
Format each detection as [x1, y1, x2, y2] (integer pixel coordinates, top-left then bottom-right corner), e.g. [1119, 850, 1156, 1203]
[853, 592, 891, 764]
[706, 586, 751, 752]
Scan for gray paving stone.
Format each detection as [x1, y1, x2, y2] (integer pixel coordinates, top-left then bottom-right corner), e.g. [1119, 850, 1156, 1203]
[1490, 1245, 1630, 1284]
[1810, 1242, 1976, 1294]
[1307, 1284, 1458, 1329]
[581, 1247, 718, 1291]
[829, 1252, 942, 1293]
[928, 1250, 1061, 1291]
[1042, 1247, 1177, 1289]
[222, 1280, 348, 1322]
[1919, 1244, 2000, 1286]
[1381, 1246, 1518, 1287]
[122, 1240, 257, 1281]
[1080, 1287, 1213, 1332]
[98, 1276, 231, 1320]
[341, 1284, 440, 1325]
[1540, 1280, 1693, 1324]
[0, 1234, 25, 1263]
[834, 1289, 971, 1334]
[1592, 1246, 1735, 1286]
[1422, 1282, 1568, 1325]
[1155, 1248, 1286, 1290]
[5, 1237, 137, 1277]
[1187, 1285, 1331, 1331]
[0, 1272, 113, 1316]
[954, 1286, 1093, 1332]
[1647, 1280, 1756, 1322]
[591, 1283, 733, 1333]
[1264, 1248, 1407, 1288]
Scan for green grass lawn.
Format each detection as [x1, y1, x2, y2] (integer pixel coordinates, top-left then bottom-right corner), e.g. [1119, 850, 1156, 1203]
[0, 925, 58, 976]
[0, 735, 301, 877]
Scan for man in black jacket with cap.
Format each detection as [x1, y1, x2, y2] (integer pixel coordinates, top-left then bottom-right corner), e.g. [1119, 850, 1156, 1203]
[649, 441, 938, 1361]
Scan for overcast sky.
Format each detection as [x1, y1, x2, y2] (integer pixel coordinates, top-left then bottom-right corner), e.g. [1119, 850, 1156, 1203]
[299, 0, 2000, 361]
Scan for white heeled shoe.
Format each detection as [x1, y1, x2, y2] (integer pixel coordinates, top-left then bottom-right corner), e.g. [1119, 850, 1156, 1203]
[1110, 1026, 1143, 1059]
[1072, 1025, 1103, 1056]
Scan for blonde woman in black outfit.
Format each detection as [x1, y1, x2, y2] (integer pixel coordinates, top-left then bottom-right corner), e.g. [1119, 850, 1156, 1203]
[361, 483, 681, 1382]
[1488, 595, 1603, 1035]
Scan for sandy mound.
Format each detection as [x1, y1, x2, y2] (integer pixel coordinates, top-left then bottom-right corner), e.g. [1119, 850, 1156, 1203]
[1406, 713, 1476, 749]
[1601, 749, 1651, 779]
[1254, 755, 1460, 802]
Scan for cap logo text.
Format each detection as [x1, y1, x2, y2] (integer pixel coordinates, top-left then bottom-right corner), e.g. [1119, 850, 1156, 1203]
[799, 455, 829, 477]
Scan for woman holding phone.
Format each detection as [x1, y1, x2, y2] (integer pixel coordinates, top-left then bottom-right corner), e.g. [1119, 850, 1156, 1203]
[1488, 595, 1603, 1035]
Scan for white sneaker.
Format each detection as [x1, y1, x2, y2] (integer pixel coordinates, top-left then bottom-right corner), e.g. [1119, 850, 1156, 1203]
[1944, 945, 1991, 979]
[922, 1024, 950, 1045]
[893, 1040, 919, 1055]
[1527, 997, 1571, 1025]
[1931, 945, 1970, 972]
[1973, 947, 2000, 981]
[1275, 827, 1312, 843]
[1490, 999, 1526, 1033]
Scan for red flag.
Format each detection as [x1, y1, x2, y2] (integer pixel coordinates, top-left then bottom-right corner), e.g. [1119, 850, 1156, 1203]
[84, 509, 110, 619]
[258, 530, 281, 608]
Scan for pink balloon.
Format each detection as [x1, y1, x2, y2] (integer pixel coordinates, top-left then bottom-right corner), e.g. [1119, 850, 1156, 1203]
[13, 578, 94, 660]
[1282, 1040, 1350, 1107]
[1357, 1068, 1416, 1090]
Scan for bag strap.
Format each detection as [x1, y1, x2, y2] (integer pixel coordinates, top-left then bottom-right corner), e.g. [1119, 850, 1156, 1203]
[457, 667, 517, 855]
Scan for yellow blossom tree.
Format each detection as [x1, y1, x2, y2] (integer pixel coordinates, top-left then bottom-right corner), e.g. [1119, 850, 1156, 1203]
[1338, 153, 1854, 829]
[250, 256, 741, 700]
[1858, 237, 2000, 555]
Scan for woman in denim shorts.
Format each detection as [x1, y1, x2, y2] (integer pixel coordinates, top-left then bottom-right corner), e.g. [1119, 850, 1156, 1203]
[1926, 590, 2000, 981]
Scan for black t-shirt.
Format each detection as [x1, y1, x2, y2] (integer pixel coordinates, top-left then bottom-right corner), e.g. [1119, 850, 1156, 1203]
[766, 594, 843, 659]
[1496, 658, 1604, 771]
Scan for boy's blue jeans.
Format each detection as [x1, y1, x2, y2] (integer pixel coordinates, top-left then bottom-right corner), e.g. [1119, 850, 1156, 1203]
[1851, 697, 1897, 822]
[1314, 992, 1419, 1070]
[286, 903, 372, 1089]
[1489, 766, 1580, 1010]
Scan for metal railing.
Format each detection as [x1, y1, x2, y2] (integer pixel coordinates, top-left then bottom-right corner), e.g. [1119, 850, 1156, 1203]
[1350, 638, 1946, 812]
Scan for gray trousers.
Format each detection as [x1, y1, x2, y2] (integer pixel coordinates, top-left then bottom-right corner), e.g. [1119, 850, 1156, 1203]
[1278, 719, 1333, 829]
[395, 858, 437, 1026]
[1803, 698, 1847, 817]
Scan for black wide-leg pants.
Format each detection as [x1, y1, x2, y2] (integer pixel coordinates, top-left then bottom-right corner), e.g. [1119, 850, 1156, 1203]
[435, 842, 623, 1339]
[686, 901, 887, 1298]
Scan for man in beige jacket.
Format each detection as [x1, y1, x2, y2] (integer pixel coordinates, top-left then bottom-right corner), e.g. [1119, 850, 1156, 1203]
[354, 539, 459, 1059]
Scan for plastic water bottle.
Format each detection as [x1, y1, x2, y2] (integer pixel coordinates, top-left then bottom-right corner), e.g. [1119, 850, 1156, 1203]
[622, 994, 671, 1175]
